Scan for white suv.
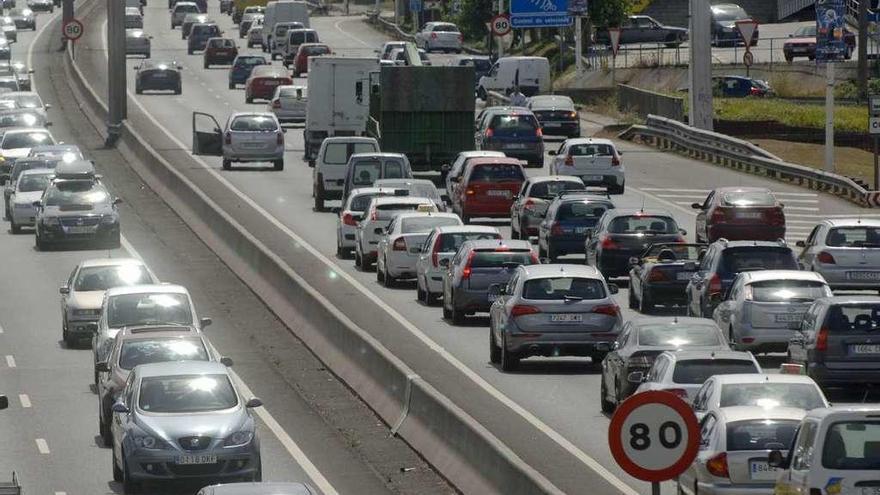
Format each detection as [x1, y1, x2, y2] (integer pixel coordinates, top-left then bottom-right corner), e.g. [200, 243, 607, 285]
[312, 136, 378, 211]
[548, 137, 626, 195]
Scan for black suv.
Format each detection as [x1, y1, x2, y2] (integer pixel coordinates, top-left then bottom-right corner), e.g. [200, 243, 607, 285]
[686, 239, 798, 317]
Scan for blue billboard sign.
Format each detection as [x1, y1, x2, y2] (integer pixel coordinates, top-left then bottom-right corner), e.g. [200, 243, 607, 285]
[410, 0, 422, 13]
[510, 0, 571, 28]
[815, 0, 846, 61]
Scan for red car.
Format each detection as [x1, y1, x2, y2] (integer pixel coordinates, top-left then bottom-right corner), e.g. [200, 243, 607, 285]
[244, 65, 292, 103]
[203, 37, 238, 68]
[692, 187, 785, 243]
[783, 24, 855, 62]
[451, 157, 526, 224]
[291, 42, 331, 77]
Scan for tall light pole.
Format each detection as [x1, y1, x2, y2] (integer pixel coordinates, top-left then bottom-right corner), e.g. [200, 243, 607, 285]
[688, 0, 713, 130]
[106, 0, 126, 145]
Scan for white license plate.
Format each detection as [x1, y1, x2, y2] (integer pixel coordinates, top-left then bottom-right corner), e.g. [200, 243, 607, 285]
[543, 122, 561, 127]
[775, 313, 803, 323]
[583, 175, 604, 182]
[748, 460, 778, 480]
[551, 314, 583, 322]
[152, 73, 168, 78]
[65, 226, 94, 234]
[487, 190, 510, 198]
[575, 227, 590, 234]
[504, 143, 527, 149]
[241, 142, 264, 148]
[851, 344, 880, 354]
[677, 272, 694, 281]
[847, 271, 880, 281]
[176, 454, 217, 465]
[736, 211, 763, 219]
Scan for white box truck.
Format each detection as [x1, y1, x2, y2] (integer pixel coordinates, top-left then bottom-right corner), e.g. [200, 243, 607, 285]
[304, 56, 378, 166]
[261, 0, 310, 53]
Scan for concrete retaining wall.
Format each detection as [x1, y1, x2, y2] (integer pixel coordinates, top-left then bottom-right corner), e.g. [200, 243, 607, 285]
[617, 83, 685, 122]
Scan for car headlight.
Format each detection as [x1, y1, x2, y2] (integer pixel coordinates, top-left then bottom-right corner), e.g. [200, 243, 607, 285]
[134, 435, 166, 449]
[224, 430, 254, 447]
[101, 214, 117, 224]
[42, 216, 59, 226]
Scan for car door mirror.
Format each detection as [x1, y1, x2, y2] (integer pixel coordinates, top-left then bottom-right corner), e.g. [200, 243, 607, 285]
[548, 150, 557, 156]
[220, 356, 234, 367]
[608, 283, 619, 295]
[111, 401, 130, 414]
[96, 361, 110, 373]
[679, 229, 687, 236]
[628, 256, 640, 267]
[627, 371, 646, 383]
[0, 395, 6, 410]
[611, 341, 619, 351]
[32, 200, 41, 208]
[767, 450, 789, 469]
[59, 286, 69, 295]
[795, 240, 805, 247]
[113, 198, 123, 206]
[439, 258, 450, 268]
[451, 176, 460, 182]
[440, 163, 450, 173]
[691, 202, 702, 209]
[374, 227, 384, 235]
[245, 397, 263, 408]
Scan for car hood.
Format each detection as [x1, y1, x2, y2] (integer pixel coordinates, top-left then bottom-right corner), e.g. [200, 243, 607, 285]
[68, 290, 105, 309]
[12, 190, 41, 204]
[44, 203, 114, 217]
[135, 407, 249, 443]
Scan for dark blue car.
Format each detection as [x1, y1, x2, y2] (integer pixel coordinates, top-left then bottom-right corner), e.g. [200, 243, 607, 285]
[228, 55, 267, 89]
[712, 76, 772, 98]
[475, 110, 544, 168]
[537, 193, 614, 262]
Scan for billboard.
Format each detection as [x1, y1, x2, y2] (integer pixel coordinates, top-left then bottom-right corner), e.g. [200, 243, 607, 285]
[815, 0, 847, 61]
[510, 0, 571, 28]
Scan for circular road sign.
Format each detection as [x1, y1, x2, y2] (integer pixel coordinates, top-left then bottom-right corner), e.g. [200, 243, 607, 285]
[490, 14, 511, 37]
[608, 390, 700, 483]
[63, 19, 84, 41]
[743, 51, 754, 67]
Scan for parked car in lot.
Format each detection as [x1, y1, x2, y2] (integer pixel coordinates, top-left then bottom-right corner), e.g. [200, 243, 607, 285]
[528, 95, 580, 138]
[784, 24, 855, 62]
[450, 157, 526, 224]
[537, 192, 614, 262]
[787, 296, 880, 389]
[693, 187, 785, 243]
[192, 111, 285, 171]
[243, 65, 292, 103]
[690, 374, 829, 422]
[628, 243, 705, 313]
[414, 21, 462, 53]
[375, 212, 462, 287]
[34, 172, 122, 250]
[203, 37, 238, 68]
[632, 349, 761, 401]
[686, 239, 799, 317]
[713, 270, 832, 354]
[336, 186, 399, 257]
[311, 136, 380, 211]
[415, 225, 501, 305]
[475, 108, 544, 167]
[549, 137, 625, 194]
[135, 60, 182, 94]
[228, 55, 267, 89]
[585, 209, 686, 279]
[7, 167, 52, 233]
[489, 264, 621, 371]
[796, 218, 880, 290]
[510, 175, 585, 240]
[710, 3, 759, 46]
[596, 15, 688, 48]
[600, 317, 730, 412]
[187, 22, 222, 54]
[355, 196, 437, 270]
[290, 42, 331, 77]
[442, 238, 537, 324]
[267, 85, 306, 123]
[125, 29, 151, 58]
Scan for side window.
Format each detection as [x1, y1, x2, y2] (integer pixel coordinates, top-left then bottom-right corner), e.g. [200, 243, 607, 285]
[67, 266, 78, 289]
[700, 247, 715, 271]
[648, 357, 667, 382]
[616, 326, 631, 348]
[505, 272, 519, 295]
[422, 232, 435, 253]
[700, 414, 717, 447]
[693, 380, 712, 411]
[805, 226, 820, 246]
[384, 161, 404, 178]
[791, 422, 817, 471]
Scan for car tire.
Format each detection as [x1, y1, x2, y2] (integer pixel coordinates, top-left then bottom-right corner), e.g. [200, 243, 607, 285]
[784, 55, 793, 62]
[99, 409, 112, 447]
[247, 41, 253, 48]
[273, 159, 284, 171]
[10, 219, 20, 234]
[229, 81, 235, 89]
[313, 180, 325, 212]
[203, 60, 209, 69]
[442, 301, 452, 320]
[628, 285, 638, 309]
[639, 291, 652, 314]
[122, 453, 140, 493]
[417, 284, 426, 302]
[451, 304, 465, 325]
[251, 458, 263, 481]
[489, 328, 501, 364]
[548, 247, 558, 263]
[376, 261, 384, 282]
[354, 247, 363, 268]
[175, 83, 182, 95]
[500, 334, 519, 371]
[222, 159, 232, 170]
[600, 379, 614, 413]
[135, 85, 142, 94]
[245, 94, 253, 103]
[112, 451, 123, 482]
[609, 183, 625, 195]
[426, 290, 439, 306]
[383, 264, 395, 288]
[729, 326, 737, 349]
[510, 224, 520, 239]
[461, 213, 470, 224]
[188, 48, 193, 55]
[35, 232, 45, 251]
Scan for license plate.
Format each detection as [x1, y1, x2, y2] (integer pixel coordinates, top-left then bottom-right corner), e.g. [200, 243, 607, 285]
[736, 211, 762, 219]
[551, 314, 583, 322]
[543, 122, 561, 127]
[152, 73, 168, 78]
[775, 313, 803, 323]
[242, 142, 264, 148]
[487, 190, 510, 198]
[504, 143, 527, 149]
[264, 80, 280, 86]
[851, 344, 880, 354]
[65, 226, 94, 234]
[677, 272, 694, 281]
[215, 50, 228, 55]
[575, 227, 590, 234]
[176, 454, 217, 465]
[748, 460, 778, 481]
[583, 175, 604, 182]
[847, 271, 880, 281]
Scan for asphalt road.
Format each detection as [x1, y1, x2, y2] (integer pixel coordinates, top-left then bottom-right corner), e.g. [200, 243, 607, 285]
[0, 9, 451, 495]
[64, 3, 880, 495]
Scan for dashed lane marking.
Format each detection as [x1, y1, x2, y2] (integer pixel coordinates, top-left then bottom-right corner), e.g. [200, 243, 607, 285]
[6, 355, 15, 368]
[35, 438, 50, 454]
[19, 394, 31, 408]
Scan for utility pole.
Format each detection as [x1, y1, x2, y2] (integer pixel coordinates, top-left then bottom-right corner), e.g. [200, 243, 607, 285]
[62, 0, 74, 49]
[688, 0, 713, 130]
[825, 61, 835, 172]
[575, 16, 582, 72]
[497, 0, 504, 59]
[107, 0, 126, 146]
[859, 0, 868, 99]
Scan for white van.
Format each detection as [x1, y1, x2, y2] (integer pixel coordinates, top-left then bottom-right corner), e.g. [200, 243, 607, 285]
[312, 136, 379, 211]
[477, 56, 551, 100]
[261, 0, 310, 53]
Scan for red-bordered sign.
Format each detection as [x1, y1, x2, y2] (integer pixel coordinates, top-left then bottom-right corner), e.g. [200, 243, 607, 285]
[608, 391, 700, 482]
[63, 19, 84, 41]
[490, 14, 511, 37]
[735, 19, 759, 47]
[608, 27, 622, 57]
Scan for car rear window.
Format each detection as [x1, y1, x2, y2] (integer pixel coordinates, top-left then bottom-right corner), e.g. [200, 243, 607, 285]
[176, 4, 198, 12]
[720, 383, 826, 410]
[230, 115, 277, 131]
[726, 420, 799, 451]
[489, 114, 539, 133]
[290, 31, 318, 44]
[721, 191, 776, 207]
[609, 215, 677, 234]
[108, 293, 193, 327]
[324, 143, 375, 165]
[822, 422, 880, 470]
[522, 277, 606, 300]
[236, 56, 265, 66]
[469, 164, 524, 182]
[556, 201, 611, 222]
[193, 25, 219, 36]
[303, 45, 330, 55]
[636, 325, 723, 347]
[438, 232, 501, 252]
[471, 250, 534, 268]
[825, 227, 880, 248]
[720, 248, 798, 273]
[401, 216, 459, 233]
[748, 280, 831, 302]
[528, 181, 584, 199]
[824, 304, 880, 333]
[349, 193, 386, 212]
[119, 338, 209, 370]
[568, 143, 615, 157]
[279, 87, 306, 98]
[672, 359, 758, 384]
[433, 23, 459, 32]
[643, 244, 702, 260]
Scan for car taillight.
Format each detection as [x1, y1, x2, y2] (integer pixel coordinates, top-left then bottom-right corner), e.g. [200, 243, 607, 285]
[511, 305, 541, 317]
[461, 251, 476, 279]
[457, 33, 463, 42]
[600, 235, 618, 250]
[272, 99, 281, 108]
[431, 236, 442, 267]
[551, 222, 564, 236]
[466, 188, 475, 196]
[530, 252, 540, 264]
[611, 155, 620, 166]
[536, 127, 543, 137]
[224, 132, 231, 145]
[663, 388, 689, 400]
[817, 251, 836, 264]
[647, 269, 668, 282]
[276, 132, 284, 145]
[564, 155, 574, 167]
[708, 273, 722, 296]
[342, 213, 357, 226]
[706, 452, 729, 478]
[711, 208, 727, 223]
[750, 86, 762, 96]
[392, 237, 406, 251]
[592, 304, 619, 317]
[485, 128, 494, 138]
[431, 32, 437, 39]
[816, 326, 829, 351]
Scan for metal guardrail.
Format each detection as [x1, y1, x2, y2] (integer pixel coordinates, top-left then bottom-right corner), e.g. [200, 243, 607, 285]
[621, 115, 880, 207]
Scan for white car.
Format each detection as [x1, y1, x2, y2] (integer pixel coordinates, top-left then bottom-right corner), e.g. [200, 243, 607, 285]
[374, 178, 444, 211]
[312, 136, 379, 211]
[267, 84, 306, 123]
[414, 21, 462, 53]
[632, 349, 761, 402]
[0, 127, 54, 162]
[442, 150, 505, 200]
[354, 196, 437, 270]
[192, 111, 285, 171]
[8, 167, 52, 233]
[377, 41, 407, 60]
[171, 2, 199, 28]
[796, 218, 880, 290]
[246, 25, 263, 48]
[376, 212, 462, 287]
[336, 186, 400, 257]
[691, 373, 829, 422]
[415, 225, 501, 304]
[548, 137, 625, 195]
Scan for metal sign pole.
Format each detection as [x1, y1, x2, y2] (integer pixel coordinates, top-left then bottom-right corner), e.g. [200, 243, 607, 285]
[575, 16, 582, 72]
[825, 61, 835, 173]
[107, 0, 127, 146]
[497, 0, 504, 58]
[874, 136, 879, 191]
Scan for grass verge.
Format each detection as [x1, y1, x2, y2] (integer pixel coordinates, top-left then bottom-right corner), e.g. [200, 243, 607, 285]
[752, 139, 875, 185]
[715, 98, 868, 133]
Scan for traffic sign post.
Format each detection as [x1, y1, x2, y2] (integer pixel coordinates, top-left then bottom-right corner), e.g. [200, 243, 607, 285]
[490, 14, 511, 37]
[735, 19, 758, 77]
[608, 391, 700, 494]
[870, 95, 880, 190]
[608, 28, 621, 85]
[62, 18, 83, 58]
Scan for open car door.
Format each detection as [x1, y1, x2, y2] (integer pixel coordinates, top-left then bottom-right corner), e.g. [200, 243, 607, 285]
[192, 111, 223, 156]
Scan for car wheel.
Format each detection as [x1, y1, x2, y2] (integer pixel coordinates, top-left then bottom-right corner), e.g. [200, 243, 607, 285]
[251, 457, 262, 481]
[442, 300, 452, 320]
[35, 231, 45, 251]
[639, 291, 652, 314]
[548, 247, 558, 263]
[489, 328, 501, 364]
[846, 45, 853, 60]
[600, 378, 614, 413]
[451, 303, 465, 325]
[122, 452, 140, 493]
[99, 408, 112, 447]
[313, 181, 325, 211]
[500, 334, 519, 371]
[175, 83, 182, 95]
[628, 284, 638, 309]
[383, 264, 395, 288]
[461, 213, 470, 224]
[135, 85, 142, 94]
[273, 159, 284, 171]
[245, 94, 253, 103]
[112, 450, 123, 482]
[145, 51, 150, 59]
[784, 54, 793, 62]
[62, 315, 69, 344]
[729, 326, 737, 349]
[376, 261, 385, 282]
[187, 48, 193, 55]
[609, 183, 625, 195]
[417, 282, 426, 302]
[203, 60, 209, 69]
[229, 81, 235, 90]
[354, 247, 363, 268]
[222, 158, 231, 170]
[10, 219, 20, 234]
[510, 224, 520, 239]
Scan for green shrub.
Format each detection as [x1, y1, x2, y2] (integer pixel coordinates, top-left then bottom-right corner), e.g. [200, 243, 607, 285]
[715, 98, 867, 132]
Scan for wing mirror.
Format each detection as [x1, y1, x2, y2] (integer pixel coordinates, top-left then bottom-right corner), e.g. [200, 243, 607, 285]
[547, 150, 557, 156]
[439, 258, 450, 268]
[373, 227, 384, 235]
[0, 395, 7, 410]
[245, 397, 263, 408]
[59, 286, 69, 295]
[691, 202, 702, 209]
[627, 371, 646, 383]
[95, 361, 110, 373]
[200, 317, 212, 328]
[628, 256, 640, 267]
[112, 198, 123, 206]
[795, 240, 805, 247]
[679, 229, 688, 236]
[440, 163, 450, 173]
[32, 200, 41, 208]
[488, 283, 505, 298]
[608, 283, 619, 295]
[111, 401, 130, 414]
[220, 356, 234, 367]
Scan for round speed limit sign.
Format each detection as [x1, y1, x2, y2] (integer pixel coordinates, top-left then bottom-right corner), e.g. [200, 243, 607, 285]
[490, 14, 511, 37]
[608, 391, 700, 482]
[63, 19, 84, 41]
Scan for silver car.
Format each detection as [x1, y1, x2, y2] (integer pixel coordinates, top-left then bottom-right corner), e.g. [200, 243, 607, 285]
[633, 350, 761, 402]
[375, 211, 462, 286]
[266, 85, 306, 123]
[0, 126, 54, 163]
[690, 373, 829, 422]
[354, 196, 437, 270]
[335, 187, 398, 257]
[7, 167, 51, 233]
[414, 21, 462, 53]
[0, 18, 17, 43]
[110, 362, 262, 491]
[677, 406, 805, 495]
[192, 111, 285, 171]
[488, 264, 621, 371]
[415, 225, 501, 305]
[198, 482, 317, 494]
[60, 258, 158, 347]
[246, 25, 263, 48]
[509, 175, 585, 239]
[124, 7, 143, 28]
[796, 218, 880, 290]
[713, 270, 831, 354]
[125, 28, 151, 58]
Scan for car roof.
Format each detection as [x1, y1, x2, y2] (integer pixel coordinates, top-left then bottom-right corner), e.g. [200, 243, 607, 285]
[117, 325, 201, 339]
[805, 406, 880, 421]
[466, 157, 523, 166]
[529, 95, 574, 108]
[392, 211, 459, 222]
[250, 66, 286, 76]
[347, 187, 401, 197]
[462, 239, 532, 251]
[324, 136, 376, 144]
[204, 482, 316, 495]
[374, 178, 434, 187]
[663, 349, 755, 361]
[717, 406, 808, 423]
[712, 239, 790, 248]
[604, 208, 673, 218]
[2, 126, 49, 134]
[711, 373, 820, 386]
[230, 111, 277, 119]
[457, 150, 505, 159]
[821, 218, 880, 227]
[739, 270, 826, 284]
[563, 137, 615, 146]
[349, 152, 407, 160]
[553, 193, 613, 203]
[519, 264, 601, 279]
[105, 284, 189, 296]
[79, 257, 145, 268]
[434, 225, 500, 234]
[714, 186, 772, 194]
[134, 360, 228, 379]
[370, 196, 433, 206]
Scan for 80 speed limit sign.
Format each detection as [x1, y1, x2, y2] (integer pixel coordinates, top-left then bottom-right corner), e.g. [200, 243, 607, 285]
[490, 14, 511, 37]
[608, 391, 700, 482]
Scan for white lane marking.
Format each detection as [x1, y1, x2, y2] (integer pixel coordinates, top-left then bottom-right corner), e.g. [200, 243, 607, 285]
[55, 492, 67, 495]
[96, 20, 635, 494]
[784, 206, 821, 212]
[19, 394, 31, 408]
[639, 187, 819, 197]
[118, 237, 339, 495]
[35, 438, 50, 454]
[6, 355, 15, 368]
[0, 323, 3, 333]
[332, 18, 371, 47]
[658, 194, 818, 204]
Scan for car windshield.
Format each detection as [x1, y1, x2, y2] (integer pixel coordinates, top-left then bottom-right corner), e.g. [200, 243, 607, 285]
[721, 248, 798, 273]
[528, 181, 584, 199]
[74, 265, 153, 291]
[568, 143, 615, 157]
[323, 142, 376, 165]
[721, 190, 776, 206]
[748, 280, 830, 302]
[637, 324, 723, 347]
[462, 58, 491, 71]
[556, 201, 610, 222]
[720, 383, 826, 409]
[825, 227, 880, 248]
[794, 25, 817, 37]
[230, 115, 277, 131]
[469, 164, 524, 182]
[2, 131, 50, 148]
[643, 244, 702, 260]
[17, 173, 51, 192]
[471, 250, 534, 268]
[824, 304, 880, 333]
[672, 359, 758, 384]
[107, 293, 194, 327]
[438, 232, 500, 252]
[401, 216, 459, 233]
[822, 422, 880, 469]
[609, 215, 677, 234]
[43, 184, 109, 206]
[522, 277, 606, 300]
[727, 420, 800, 451]
[138, 374, 237, 413]
[119, 338, 209, 370]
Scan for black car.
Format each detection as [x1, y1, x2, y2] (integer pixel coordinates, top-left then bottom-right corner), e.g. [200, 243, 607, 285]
[26, 0, 53, 12]
[599, 317, 730, 412]
[537, 192, 613, 262]
[34, 173, 122, 250]
[187, 22, 221, 54]
[710, 3, 758, 47]
[685, 239, 798, 317]
[527, 94, 580, 138]
[135, 60, 182, 94]
[596, 15, 688, 48]
[628, 243, 705, 313]
[585, 209, 686, 279]
[7, 9, 35, 31]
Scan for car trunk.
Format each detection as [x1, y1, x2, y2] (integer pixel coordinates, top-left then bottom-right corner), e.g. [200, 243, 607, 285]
[744, 280, 826, 329]
[823, 303, 880, 366]
[724, 419, 799, 485]
[229, 129, 276, 154]
[514, 301, 617, 334]
[466, 180, 521, 210]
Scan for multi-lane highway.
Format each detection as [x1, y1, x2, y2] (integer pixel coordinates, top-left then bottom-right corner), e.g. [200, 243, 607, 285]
[18, 2, 880, 493]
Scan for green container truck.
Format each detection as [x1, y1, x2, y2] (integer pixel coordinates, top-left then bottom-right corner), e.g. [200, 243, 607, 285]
[367, 65, 475, 172]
